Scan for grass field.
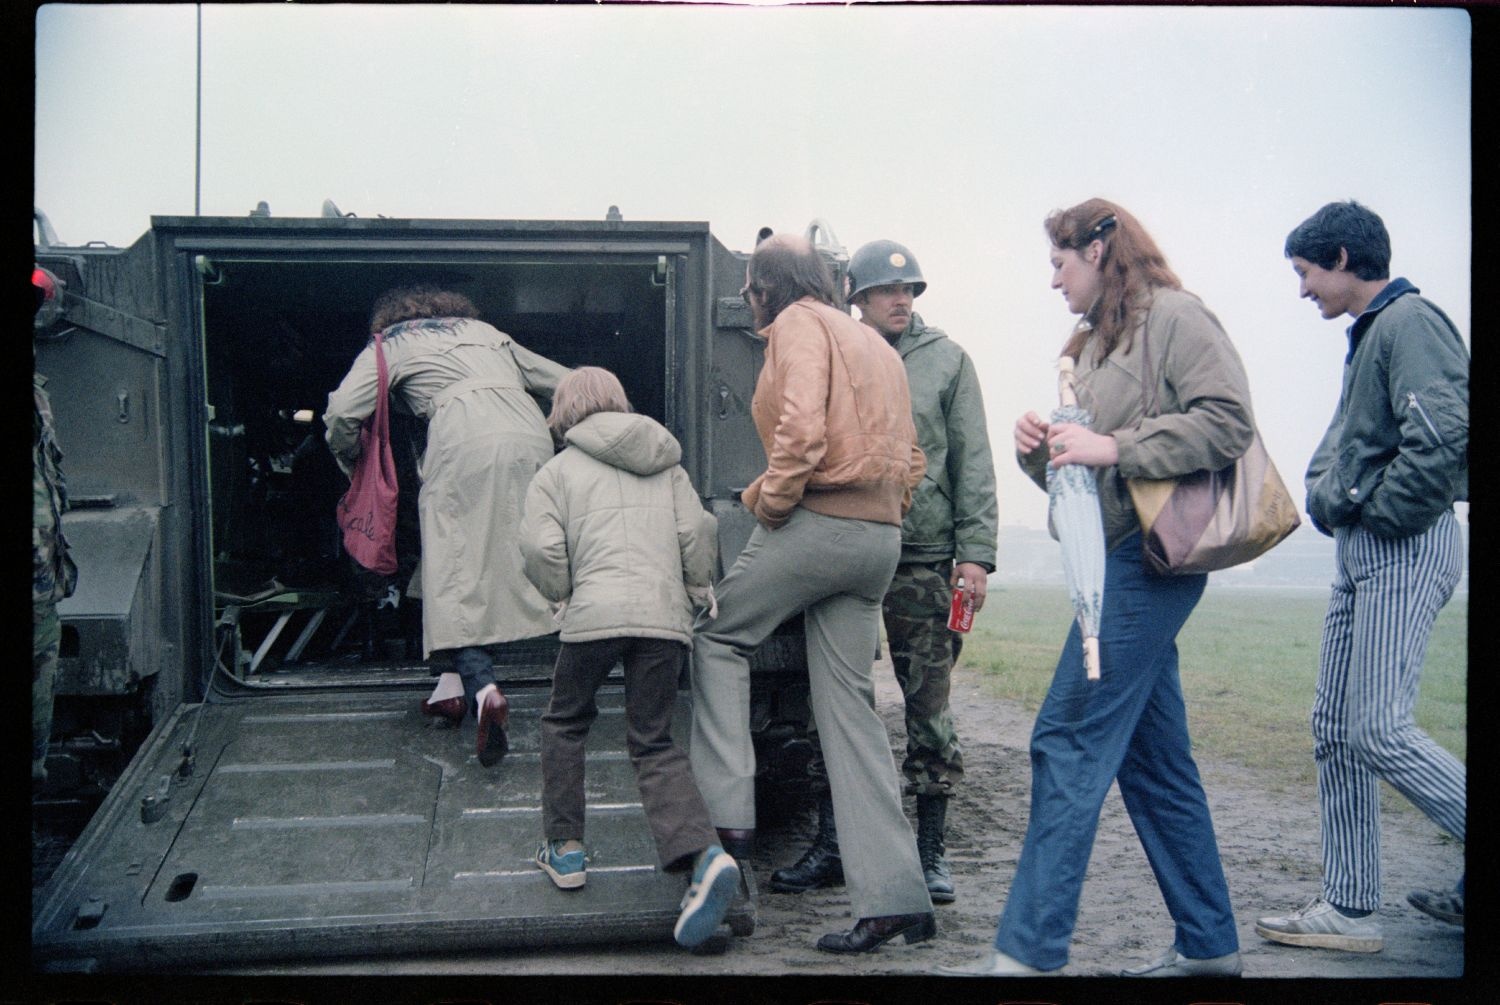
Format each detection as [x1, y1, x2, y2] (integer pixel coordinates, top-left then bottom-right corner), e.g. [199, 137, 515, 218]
[960, 584, 1468, 802]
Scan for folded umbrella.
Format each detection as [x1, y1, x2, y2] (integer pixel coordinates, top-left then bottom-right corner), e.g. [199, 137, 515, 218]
[1047, 356, 1106, 681]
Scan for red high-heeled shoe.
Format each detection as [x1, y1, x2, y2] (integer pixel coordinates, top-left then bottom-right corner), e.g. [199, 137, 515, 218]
[420, 694, 466, 727]
[422, 672, 465, 727]
[477, 688, 510, 766]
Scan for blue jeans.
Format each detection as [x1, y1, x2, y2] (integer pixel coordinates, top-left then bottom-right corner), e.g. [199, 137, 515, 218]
[450, 645, 497, 713]
[994, 533, 1237, 970]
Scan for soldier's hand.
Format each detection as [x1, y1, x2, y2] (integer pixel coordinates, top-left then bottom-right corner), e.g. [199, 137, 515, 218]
[952, 562, 988, 613]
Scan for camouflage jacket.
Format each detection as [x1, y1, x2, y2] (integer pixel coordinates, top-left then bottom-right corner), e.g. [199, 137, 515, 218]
[34, 373, 76, 605]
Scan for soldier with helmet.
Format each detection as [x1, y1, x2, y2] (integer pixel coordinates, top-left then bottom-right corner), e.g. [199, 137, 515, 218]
[771, 240, 997, 905]
[33, 266, 77, 784]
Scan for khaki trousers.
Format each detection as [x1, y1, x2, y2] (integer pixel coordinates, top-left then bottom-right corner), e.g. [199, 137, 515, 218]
[690, 507, 932, 919]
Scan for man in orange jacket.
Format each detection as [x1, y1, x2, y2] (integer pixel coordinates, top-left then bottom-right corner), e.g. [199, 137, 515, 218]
[689, 234, 935, 954]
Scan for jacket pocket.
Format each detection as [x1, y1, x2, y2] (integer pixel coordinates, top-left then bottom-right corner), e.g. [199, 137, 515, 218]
[1406, 392, 1444, 448]
[1309, 444, 1371, 529]
[1403, 382, 1466, 449]
[903, 476, 955, 548]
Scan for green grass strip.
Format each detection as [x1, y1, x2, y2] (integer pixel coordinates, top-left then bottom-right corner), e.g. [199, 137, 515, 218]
[961, 584, 1467, 797]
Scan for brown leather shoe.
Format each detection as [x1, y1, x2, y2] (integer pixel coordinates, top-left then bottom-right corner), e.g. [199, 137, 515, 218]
[715, 828, 755, 861]
[477, 688, 509, 766]
[816, 911, 936, 953]
[420, 695, 466, 727]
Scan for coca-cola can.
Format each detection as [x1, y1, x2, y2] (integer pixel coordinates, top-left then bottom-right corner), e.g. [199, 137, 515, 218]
[947, 584, 975, 633]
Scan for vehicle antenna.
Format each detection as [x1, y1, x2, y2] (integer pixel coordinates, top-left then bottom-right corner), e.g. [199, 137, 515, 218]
[194, 4, 202, 216]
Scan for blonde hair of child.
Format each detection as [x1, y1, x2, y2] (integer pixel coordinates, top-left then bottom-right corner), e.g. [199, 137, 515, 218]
[547, 366, 633, 440]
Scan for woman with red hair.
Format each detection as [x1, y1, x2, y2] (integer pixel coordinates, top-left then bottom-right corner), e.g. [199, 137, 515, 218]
[943, 200, 1251, 978]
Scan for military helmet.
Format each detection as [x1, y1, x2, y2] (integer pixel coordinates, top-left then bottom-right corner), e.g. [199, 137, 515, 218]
[846, 239, 926, 300]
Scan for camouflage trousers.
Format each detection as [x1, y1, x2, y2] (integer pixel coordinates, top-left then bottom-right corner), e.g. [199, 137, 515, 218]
[34, 602, 59, 780]
[806, 561, 965, 797]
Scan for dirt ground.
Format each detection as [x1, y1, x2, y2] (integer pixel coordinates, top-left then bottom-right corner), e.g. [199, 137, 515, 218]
[211, 653, 1467, 995]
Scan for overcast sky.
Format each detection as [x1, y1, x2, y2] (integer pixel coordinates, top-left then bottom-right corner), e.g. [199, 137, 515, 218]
[33, 4, 1471, 533]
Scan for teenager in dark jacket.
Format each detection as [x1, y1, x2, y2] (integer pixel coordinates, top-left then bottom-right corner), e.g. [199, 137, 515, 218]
[1256, 201, 1467, 951]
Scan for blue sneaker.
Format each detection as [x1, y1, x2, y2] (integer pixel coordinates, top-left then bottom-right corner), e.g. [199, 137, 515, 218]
[536, 839, 586, 890]
[674, 845, 741, 948]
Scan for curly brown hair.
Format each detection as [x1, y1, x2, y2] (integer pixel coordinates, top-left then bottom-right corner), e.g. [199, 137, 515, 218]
[369, 284, 480, 333]
[1045, 199, 1181, 364]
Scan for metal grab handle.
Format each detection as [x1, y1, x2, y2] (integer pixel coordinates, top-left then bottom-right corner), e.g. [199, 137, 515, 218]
[804, 218, 844, 254]
[140, 774, 172, 824]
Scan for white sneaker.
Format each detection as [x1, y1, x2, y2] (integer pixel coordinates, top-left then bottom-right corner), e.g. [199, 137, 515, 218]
[1255, 896, 1383, 952]
[1121, 946, 1242, 977]
[935, 948, 1061, 976]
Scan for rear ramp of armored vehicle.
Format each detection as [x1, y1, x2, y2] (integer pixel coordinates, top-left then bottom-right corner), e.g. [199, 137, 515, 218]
[32, 681, 754, 971]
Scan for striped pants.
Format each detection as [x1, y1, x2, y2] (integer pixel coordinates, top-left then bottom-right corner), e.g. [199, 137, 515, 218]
[1314, 511, 1465, 912]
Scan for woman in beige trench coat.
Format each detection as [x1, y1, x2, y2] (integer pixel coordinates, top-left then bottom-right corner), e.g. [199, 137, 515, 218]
[325, 285, 569, 764]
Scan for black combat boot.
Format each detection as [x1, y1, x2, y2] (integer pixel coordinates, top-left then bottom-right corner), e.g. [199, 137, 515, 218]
[917, 793, 955, 904]
[769, 792, 843, 893]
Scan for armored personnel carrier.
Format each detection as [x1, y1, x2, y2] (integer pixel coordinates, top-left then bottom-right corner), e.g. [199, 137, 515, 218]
[31, 205, 846, 970]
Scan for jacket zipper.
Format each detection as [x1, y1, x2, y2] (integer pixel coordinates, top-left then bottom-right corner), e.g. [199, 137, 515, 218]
[1407, 392, 1443, 447]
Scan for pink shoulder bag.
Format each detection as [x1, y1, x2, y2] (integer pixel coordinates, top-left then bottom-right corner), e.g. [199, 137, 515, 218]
[336, 332, 399, 575]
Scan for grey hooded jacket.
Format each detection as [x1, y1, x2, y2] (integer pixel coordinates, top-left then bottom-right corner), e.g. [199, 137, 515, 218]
[519, 411, 715, 645]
